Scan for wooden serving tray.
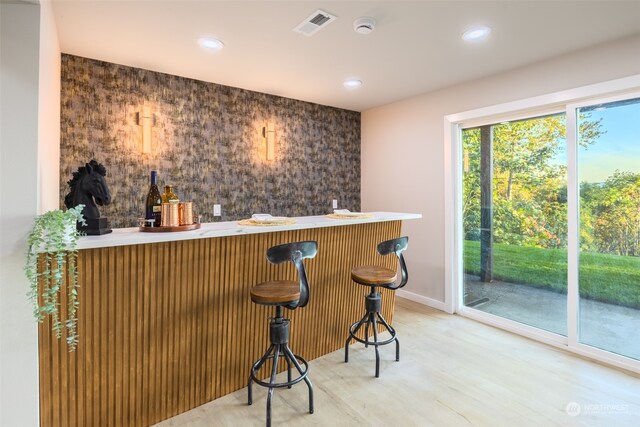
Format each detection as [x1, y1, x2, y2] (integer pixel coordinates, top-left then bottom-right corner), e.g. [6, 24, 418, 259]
[139, 223, 201, 232]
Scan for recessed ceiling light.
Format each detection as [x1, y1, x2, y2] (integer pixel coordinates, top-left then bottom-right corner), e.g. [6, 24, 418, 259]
[198, 36, 224, 51]
[462, 26, 491, 42]
[343, 79, 362, 89]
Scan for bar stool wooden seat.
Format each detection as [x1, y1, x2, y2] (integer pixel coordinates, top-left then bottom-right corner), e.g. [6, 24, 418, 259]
[345, 236, 409, 377]
[250, 280, 300, 305]
[248, 240, 318, 427]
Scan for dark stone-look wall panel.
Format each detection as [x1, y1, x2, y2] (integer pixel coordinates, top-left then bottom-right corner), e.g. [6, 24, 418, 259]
[60, 54, 360, 227]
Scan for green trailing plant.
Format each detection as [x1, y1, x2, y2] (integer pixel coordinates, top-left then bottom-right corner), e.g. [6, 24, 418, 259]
[25, 205, 86, 351]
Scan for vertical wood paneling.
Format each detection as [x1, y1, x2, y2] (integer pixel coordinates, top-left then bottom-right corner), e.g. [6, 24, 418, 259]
[115, 247, 124, 427]
[119, 247, 128, 425]
[202, 238, 214, 401]
[76, 252, 86, 427]
[37, 256, 51, 427]
[38, 221, 402, 426]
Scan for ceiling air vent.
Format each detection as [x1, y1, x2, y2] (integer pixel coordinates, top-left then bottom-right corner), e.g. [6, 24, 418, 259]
[293, 9, 337, 36]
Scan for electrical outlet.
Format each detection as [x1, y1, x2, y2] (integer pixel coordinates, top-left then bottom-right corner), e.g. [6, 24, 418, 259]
[213, 204, 221, 216]
[332, 199, 338, 209]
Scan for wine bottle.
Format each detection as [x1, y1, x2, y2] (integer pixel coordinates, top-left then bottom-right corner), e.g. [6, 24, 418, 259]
[145, 170, 162, 226]
[162, 185, 179, 204]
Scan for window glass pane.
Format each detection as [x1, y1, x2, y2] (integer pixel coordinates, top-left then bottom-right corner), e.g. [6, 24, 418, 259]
[462, 113, 567, 335]
[578, 97, 640, 360]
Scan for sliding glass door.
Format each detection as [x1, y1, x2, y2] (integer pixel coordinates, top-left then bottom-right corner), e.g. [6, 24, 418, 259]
[462, 114, 568, 335]
[458, 91, 640, 366]
[577, 97, 640, 360]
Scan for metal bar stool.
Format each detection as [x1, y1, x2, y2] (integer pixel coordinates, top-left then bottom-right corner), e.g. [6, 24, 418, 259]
[345, 236, 408, 377]
[248, 240, 318, 427]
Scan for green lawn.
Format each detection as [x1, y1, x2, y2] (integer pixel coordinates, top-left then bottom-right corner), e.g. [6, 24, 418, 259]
[464, 240, 640, 309]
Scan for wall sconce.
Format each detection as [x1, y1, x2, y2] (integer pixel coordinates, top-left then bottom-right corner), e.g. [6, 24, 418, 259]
[262, 122, 275, 161]
[136, 106, 156, 153]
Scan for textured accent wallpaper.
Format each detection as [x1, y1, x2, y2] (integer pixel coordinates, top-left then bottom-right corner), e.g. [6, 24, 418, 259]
[60, 54, 360, 227]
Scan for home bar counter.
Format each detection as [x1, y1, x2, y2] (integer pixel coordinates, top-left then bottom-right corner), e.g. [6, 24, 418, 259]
[38, 212, 420, 427]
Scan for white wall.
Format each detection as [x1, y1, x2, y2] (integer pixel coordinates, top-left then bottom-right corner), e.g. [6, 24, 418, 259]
[38, 0, 61, 212]
[0, 1, 60, 424]
[362, 34, 640, 309]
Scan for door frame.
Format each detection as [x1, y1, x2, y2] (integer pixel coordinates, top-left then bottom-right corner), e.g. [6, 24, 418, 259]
[444, 75, 640, 374]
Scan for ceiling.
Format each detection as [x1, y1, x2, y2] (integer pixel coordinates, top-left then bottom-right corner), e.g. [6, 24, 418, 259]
[50, 1, 640, 112]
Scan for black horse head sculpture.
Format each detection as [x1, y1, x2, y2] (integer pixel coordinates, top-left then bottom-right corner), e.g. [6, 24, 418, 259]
[64, 159, 112, 220]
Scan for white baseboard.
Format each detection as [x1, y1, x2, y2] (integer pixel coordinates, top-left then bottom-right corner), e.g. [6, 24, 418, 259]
[396, 289, 448, 312]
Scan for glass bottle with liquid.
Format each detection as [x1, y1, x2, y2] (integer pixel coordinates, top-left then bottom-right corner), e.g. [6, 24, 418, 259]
[162, 185, 179, 203]
[145, 170, 162, 226]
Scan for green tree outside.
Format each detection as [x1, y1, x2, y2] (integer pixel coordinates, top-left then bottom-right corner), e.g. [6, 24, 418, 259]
[462, 111, 640, 305]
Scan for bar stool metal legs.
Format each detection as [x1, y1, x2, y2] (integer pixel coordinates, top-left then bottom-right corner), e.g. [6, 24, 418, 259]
[248, 307, 314, 427]
[247, 240, 317, 425]
[344, 286, 400, 377]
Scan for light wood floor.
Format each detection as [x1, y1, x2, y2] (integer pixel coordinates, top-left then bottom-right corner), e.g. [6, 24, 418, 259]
[155, 298, 640, 426]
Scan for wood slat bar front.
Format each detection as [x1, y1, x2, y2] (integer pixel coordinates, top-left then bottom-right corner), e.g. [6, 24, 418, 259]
[38, 221, 402, 426]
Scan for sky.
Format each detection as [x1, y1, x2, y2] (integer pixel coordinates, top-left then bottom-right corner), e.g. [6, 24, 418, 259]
[463, 97, 639, 183]
[578, 99, 640, 183]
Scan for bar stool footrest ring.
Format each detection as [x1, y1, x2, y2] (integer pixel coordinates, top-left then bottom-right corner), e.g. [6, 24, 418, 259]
[347, 321, 397, 347]
[250, 353, 310, 389]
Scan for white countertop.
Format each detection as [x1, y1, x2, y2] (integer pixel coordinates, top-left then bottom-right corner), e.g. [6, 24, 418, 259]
[76, 212, 421, 250]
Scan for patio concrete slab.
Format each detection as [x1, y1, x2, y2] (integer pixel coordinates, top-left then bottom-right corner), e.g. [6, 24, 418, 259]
[464, 275, 640, 361]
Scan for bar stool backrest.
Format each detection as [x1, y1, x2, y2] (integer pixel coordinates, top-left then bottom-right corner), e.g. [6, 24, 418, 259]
[376, 236, 409, 290]
[266, 240, 318, 308]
